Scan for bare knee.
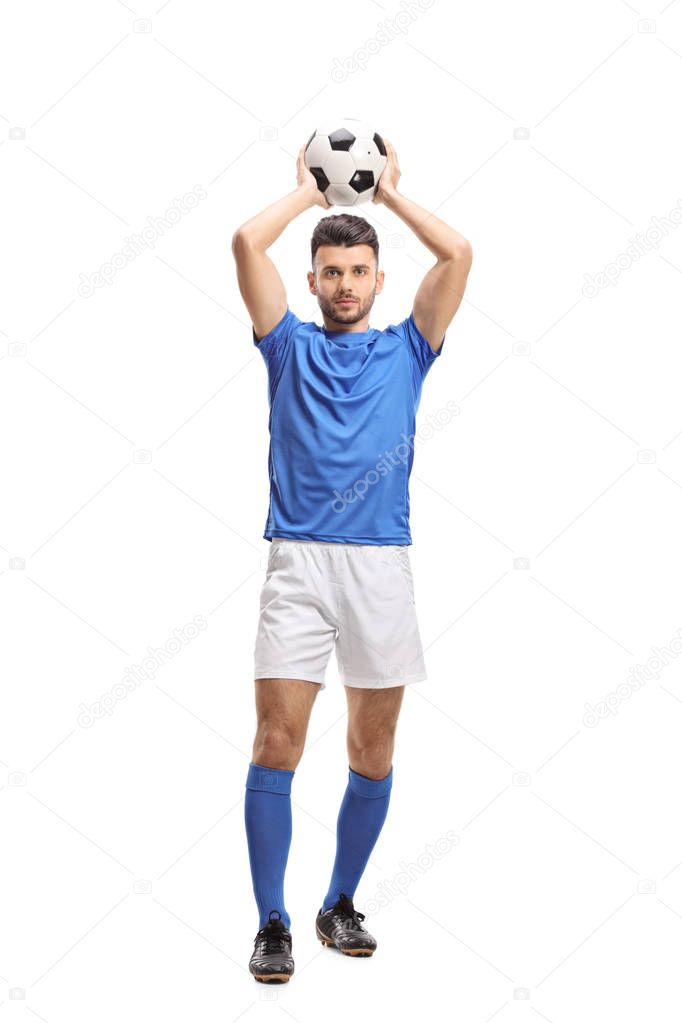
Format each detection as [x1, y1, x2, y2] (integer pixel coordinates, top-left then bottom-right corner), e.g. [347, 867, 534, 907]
[252, 722, 305, 772]
[347, 733, 395, 780]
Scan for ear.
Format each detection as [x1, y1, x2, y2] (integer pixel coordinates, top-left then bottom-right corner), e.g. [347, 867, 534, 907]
[307, 270, 316, 293]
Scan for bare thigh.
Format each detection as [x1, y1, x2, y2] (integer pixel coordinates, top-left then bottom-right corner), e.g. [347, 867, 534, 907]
[252, 678, 322, 771]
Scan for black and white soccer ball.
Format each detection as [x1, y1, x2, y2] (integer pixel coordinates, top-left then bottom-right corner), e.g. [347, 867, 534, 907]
[304, 119, 387, 207]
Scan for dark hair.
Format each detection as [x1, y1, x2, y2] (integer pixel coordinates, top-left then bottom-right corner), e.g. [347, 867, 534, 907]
[311, 214, 379, 271]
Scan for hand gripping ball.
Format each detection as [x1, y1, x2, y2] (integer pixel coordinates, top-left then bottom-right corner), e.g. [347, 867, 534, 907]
[304, 118, 387, 207]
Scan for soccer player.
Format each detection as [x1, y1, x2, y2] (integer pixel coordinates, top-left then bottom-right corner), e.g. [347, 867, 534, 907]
[231, 139, 472, 982]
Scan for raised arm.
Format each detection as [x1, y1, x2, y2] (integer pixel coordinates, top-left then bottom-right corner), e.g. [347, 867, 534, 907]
[373, 139, 473, 354]
[231, 146, 331, 341]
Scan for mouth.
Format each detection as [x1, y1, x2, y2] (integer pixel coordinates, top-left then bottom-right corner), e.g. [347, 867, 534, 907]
[335, 299, 357, 305]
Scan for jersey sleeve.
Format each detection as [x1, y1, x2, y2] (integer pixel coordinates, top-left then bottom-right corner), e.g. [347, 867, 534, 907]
[252, 307, 301, 367]
[394, 311, 445, 381]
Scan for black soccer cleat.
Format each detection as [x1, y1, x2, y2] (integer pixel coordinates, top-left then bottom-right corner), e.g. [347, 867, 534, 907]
[315, 893, 377, 956]
[249, 909, 294, 983]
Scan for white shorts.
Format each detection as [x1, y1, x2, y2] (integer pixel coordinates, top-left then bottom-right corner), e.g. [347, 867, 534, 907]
[253, 538, 428, 690]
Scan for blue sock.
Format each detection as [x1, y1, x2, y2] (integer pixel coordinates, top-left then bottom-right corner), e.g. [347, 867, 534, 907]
[244, 762, 294, 930]
[321, 765, 393, 912]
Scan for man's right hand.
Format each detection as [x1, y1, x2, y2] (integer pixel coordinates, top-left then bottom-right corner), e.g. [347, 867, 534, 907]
[297, 144, 332, 210]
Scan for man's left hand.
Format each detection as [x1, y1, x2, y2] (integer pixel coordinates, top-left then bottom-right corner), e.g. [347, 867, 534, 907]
[372, 138, 400, 204]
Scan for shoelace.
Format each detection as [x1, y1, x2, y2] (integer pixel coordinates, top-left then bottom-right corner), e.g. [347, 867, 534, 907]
[336, 895, 366, 929]
[258, 923, 290, 955]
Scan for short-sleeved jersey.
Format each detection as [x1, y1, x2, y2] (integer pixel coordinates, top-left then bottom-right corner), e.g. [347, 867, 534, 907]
[253, 309, 444, 545]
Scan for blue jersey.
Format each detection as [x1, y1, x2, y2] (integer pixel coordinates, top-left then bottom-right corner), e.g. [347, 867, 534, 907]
[253, 308, 444, 545]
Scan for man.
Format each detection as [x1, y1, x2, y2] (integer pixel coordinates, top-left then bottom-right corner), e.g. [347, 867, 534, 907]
[231, 139, 472, 983]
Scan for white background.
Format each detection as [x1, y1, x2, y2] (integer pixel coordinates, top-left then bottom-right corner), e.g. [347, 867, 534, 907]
[2, 0, 682, 1018]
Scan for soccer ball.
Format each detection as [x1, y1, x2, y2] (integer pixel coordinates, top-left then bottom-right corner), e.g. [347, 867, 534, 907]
[304, 119, 387, 207]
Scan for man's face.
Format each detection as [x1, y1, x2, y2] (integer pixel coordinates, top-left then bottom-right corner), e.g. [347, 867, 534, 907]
[308, 244, 384, 329]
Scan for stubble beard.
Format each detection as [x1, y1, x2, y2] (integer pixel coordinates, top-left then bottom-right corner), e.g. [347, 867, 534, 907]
[319, 291, 375, 328]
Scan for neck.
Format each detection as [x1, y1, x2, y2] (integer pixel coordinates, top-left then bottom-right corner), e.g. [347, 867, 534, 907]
[322, 314, 370, 333]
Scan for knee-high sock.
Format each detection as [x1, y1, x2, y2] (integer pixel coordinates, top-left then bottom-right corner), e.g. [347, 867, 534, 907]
[321, 765, 393, 912]
[244, 762, 294, 929]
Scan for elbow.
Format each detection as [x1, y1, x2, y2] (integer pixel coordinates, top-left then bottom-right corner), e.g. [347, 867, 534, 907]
[231, 227, 260, 255]
[231, 228, 248, 253]
[450, 241, 473, 274]
[454, 240, 473, 266]
[440, 240, 473, 268]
